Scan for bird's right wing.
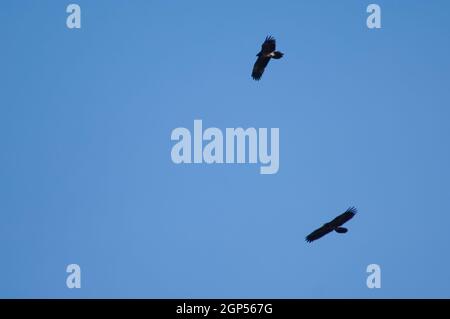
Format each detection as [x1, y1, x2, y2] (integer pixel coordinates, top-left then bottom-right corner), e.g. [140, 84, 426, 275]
[252, 56, 271, 80]
[305, 225, 333, 243]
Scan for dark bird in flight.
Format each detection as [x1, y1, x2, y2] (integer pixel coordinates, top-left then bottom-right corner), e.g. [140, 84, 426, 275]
[252, 36, 284, 80]
[306, 207, 357, 243]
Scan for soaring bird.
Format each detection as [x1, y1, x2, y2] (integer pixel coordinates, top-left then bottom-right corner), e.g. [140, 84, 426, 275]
[306, 207, 357, 243]
[251, 36, 284, 80]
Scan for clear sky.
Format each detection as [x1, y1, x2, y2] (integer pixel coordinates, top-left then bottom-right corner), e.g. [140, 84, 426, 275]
[1, 0, 450, 298]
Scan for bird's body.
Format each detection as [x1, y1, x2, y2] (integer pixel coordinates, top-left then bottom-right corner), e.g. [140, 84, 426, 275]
[252, 36, 284, 80]
[306, 207, 357, 243]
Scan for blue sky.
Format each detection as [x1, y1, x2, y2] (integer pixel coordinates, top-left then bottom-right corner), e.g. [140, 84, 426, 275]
[1, 0, 450, 298]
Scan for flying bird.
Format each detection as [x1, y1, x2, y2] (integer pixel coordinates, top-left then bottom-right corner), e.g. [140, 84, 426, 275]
[251, 36, 284, 81]
[305, 207, 357, 243]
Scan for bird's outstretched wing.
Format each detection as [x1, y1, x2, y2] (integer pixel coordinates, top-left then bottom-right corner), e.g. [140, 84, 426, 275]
[306, 207, 357, 243]
[252, 56, 271, 80]
[305, 225, 333, 243]
[330, 207, 357, 227]
[261, 36, 276, 55]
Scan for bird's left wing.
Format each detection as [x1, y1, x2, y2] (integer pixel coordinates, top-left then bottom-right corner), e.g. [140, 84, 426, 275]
[330, 207, 357, 227]
[261, 36, 276, 54]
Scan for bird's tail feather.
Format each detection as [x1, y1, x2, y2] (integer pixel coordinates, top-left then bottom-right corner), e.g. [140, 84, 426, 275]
[335, 227, 348, 233]
[272, 51, 283, 59]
